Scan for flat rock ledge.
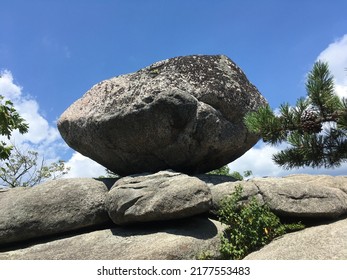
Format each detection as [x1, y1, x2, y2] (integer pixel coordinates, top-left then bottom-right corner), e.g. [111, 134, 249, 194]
[1, 172, 347, 259]
[0, 217, 224, 260]
[244, 218, 347, 260]
[210, 174, 347, 219]
[0, 178, 110, 245]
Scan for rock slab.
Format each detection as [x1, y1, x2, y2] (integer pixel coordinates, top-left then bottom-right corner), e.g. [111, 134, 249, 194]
[210, 174, 347, 219]
[58, 55, 267, 176]
[107, 170, 212, 225]
[244, 218, 347, 260]
[0, 217, 224, 260]
[0, 178, 110, 245]
[1, 174, 347, 260]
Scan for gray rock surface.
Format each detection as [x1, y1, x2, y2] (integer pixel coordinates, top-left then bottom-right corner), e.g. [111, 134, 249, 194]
[0, 179, 110, 245]
[254, 176, 347, 218]
[1, 174, 347, 260]
[210, 175, 347, 219]
[244, 218, 347, 260]
[0, 217, 225, 260]
[107, 170, 212, 225]
[58, 55, 267, 176]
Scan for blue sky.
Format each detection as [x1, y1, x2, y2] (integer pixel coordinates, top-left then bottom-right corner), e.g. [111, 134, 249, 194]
[1, 0, 347, 178]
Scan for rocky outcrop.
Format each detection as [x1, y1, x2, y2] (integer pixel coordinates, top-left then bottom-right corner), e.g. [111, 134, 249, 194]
[210, 174, 347, 219]
[1, 173, 347, 259]
[0, 217, 224, 260]
[58, 55, 267, 176]
[244, 218, 347, 260]
[107, 171, 211, 225]
[5, 52, 347, 260]
[0, 179, 110, 245]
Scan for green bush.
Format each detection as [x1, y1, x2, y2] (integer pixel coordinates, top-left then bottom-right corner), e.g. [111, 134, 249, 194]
[207, 165, 253, 181]
[218, 185, 304, 259]
[207, 165, 232, 176]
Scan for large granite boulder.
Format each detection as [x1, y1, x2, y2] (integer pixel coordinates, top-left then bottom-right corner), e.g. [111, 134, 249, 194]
[107, 170, 212, 225]
[210, 174, 347, 219]
[58, 55, 267, 176]
[244, 218, 347, 260]
[0, 178, 111, 245]
[0, 217, 225, 260]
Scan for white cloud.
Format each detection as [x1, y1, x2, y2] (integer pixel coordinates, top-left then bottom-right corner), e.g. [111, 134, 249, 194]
[15, 99, 60, 145]
[63, 152, 106, 178]
[0, 70, 105, 180]
[0, 70, 22, 100]
[0, 70, 60, 148]
[228, 142, 288, 178]
[318, 34, 347, 99]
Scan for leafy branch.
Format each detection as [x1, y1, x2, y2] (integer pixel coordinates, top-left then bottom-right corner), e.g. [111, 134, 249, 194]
[0, 95, 29, 160]
[0, 144, 70, 188]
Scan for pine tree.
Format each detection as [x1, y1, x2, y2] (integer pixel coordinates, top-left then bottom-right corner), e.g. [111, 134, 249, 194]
[244, 61, 347, 169]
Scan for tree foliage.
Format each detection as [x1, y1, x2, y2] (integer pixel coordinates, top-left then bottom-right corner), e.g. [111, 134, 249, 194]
[208, 165, 253, 180]
[0, 145, 70, 188]
[0, 82, 69, 187]
[207, 165, 232, 176]
[245, 61, 347, 169]
[0, 95, 29, 160]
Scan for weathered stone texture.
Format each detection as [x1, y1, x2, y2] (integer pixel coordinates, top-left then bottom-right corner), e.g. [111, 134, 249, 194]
[244, 218, 347, 260]
[58, 55, 267, 176]
[0, 217, 225, 260]
[107, 170, 212, 225]
[0, 179, 110, 245]
[210, 174, 347, 219]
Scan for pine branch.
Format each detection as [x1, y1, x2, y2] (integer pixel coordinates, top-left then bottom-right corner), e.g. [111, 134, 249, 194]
[244, 60, 347, 170]
[306, 61, 341, 117]
[273, 133, 325, 169]
[244, 105, 287, 145]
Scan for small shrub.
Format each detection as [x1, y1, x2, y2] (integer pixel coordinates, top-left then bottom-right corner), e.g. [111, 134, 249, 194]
[229, 171, 243, 181]
[208, 165, 232, 176]
[207, 165, 253, 181]
[218, 185, 304, 259]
